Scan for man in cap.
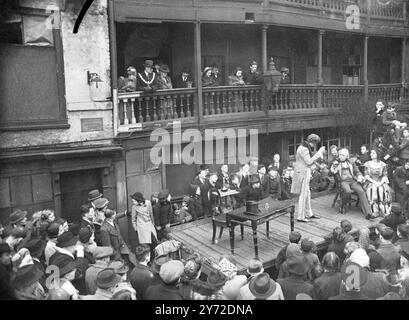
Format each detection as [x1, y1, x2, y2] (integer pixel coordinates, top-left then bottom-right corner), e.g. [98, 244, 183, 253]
[291, 133, 325, 222]
[243, 61, 263, 85]
[153, 189, 173, 240]
[393, 159, 409, 219]
[144, 260, 184, 300]
[85, 246, 113, 294]
[136, 60, 158, 92]
[82, 268, 122, 300]
[330, 148, 374, 218]
[129, 244, 159, 300]
[173, 67, 194, 88]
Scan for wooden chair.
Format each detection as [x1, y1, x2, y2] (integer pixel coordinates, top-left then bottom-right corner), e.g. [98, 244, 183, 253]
[212, 213, 244, 244]
[332, 181, 360, 214]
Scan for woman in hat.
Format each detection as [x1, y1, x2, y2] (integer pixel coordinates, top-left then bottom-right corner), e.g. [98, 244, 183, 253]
[291, 133, 325, 223]
[202, 67, 214, 87]
[11, 264, 46, 300]
[157, 64, 173, 90]
[49, 253, 80, 300]
[239, 272, 283, 300]
[131, 192, 158, 249]
[228, 67, 245, 111]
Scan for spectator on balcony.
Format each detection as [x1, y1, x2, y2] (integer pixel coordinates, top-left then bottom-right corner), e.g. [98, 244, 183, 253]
[383, 102, 407, 131]
[212, 66, 222, 86]
[228, 67, 245, 111]
[157, 64, 173, 90]
[118, 66, 137, 92]
[173, 67, 194, 88]
[136, 60, 158, 93]
[398, 127, 409, 163]
[280, 67, 291, 84]
[202, 67, 214, 87]
[153, 60, 163, 75]
[243, 61, 263, 85]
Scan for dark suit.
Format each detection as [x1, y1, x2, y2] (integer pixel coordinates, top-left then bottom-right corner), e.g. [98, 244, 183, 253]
[100, 220, 128, 261]
[193, 176, 211, 217]
[136, 71, 158, 92]
[393, 166, 409, 216]
[173, 74, 194, 88]
[79, 218, 102, 246]
[243, 71, 263, 85]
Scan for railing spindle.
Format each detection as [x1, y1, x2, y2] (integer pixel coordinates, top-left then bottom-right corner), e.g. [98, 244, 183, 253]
[123, 98, 129, 125]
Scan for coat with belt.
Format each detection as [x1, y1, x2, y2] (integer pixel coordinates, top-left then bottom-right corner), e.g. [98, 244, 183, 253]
[291, 141, 322, 195]
[100, 220, 127, 261]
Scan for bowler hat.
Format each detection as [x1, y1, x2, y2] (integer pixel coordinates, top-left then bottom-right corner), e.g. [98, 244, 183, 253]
[159, 64, 170, 73]
[57, 231, 78, 248]
[249, 272, 276, 299]
[207, 270, 228, 288]
[158, 189, 170, 201]
[88, 189, 102, 202]
[199, 164, 209, 171]
[9, 209, 27, 225]
[93, 198, 109, 210]
[152, 255, 172, 274]
[159, 260, 185, 284]
[130, 192, 145, 202]
[143, 60, 154, 68]
[93, 246, 114, 259]
[0, 243, 11, 255]
[307, 134, 321, 144]
[11, 265, 44, 289]
[23, 239, 46, 259]
[96, 268, 122, 289]
[109, 260, 129, 275]
[78, 227, 93, 243]
[49, 253, 78, 277]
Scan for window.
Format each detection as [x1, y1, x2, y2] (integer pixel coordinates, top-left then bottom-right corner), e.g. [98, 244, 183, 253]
[288, 131, 302, 157]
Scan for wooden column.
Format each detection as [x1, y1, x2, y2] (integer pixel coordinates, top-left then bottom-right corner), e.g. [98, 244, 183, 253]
[262, 25, 268, 73]
[52, 173, 62, 218]
[317, 30, 324, 108]
[363, 35, 369, 102]
[401, 37, 407, 100]
[194, 21, 203, 125]
[108, 0, 119, 135]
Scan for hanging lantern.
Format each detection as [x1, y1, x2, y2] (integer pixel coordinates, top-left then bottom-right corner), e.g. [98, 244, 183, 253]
[263, 57, 282, 93]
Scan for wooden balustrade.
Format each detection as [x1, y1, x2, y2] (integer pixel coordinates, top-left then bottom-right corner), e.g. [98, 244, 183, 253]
[368, 84, 402, 104]
[269, 85, 318, 110]
[202, 86, 262, 116]
[118, 88, 196, 126]
[321, 85, 363, 108]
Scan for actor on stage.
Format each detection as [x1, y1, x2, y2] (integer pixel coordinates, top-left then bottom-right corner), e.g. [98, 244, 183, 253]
[291, 134, 325, 222]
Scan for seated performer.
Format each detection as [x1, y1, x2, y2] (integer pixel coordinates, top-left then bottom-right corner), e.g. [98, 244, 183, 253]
[330, 148, 375, 219]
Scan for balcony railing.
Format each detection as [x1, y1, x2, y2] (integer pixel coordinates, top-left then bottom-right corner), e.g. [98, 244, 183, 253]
[270, 0, 406, 21]
[117, 83, 406, 132]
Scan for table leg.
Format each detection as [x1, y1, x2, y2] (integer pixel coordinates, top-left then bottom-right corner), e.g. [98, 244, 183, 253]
[290, 205, 295, 232]
[229, 224, 235, 255]
[252, 220, 258, 259]
[266, 221, 270, 239]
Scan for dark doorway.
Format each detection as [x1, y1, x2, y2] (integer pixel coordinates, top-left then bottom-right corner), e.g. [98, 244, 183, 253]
[60, 169, 102, 222]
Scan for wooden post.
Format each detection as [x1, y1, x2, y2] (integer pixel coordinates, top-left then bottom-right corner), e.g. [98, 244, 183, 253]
[52, 173, 62, 218]
[363, 35, 369, 102]
[108, 0, 119, 135]
[403, 1, 407, 25]
[317, 30, 324, 108]
[366, 0, 371, 25]
[262, 25, 268, 73]
[194, 21, 203, 125]
[401, 37, 407, 101]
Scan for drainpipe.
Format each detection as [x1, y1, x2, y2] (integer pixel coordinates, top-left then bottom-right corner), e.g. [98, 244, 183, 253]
[108, 0, 118, 136]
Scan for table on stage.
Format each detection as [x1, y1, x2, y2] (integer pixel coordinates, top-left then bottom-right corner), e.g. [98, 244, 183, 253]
[226, 197, 295, 259]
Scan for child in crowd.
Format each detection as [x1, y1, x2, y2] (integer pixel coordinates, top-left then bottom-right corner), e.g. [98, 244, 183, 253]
[280, 169, 292, 200]
[171, 196, 193, 225]
[300, 238, 321, 282]
[267, 167, 281, 200]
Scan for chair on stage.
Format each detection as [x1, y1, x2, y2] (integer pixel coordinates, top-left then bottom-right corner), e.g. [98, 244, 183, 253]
[331, 181, 360, 214]
[212, 213, 244, 244]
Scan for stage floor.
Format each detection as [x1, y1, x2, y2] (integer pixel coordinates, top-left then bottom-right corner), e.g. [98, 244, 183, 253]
[170, 193, 382, 272]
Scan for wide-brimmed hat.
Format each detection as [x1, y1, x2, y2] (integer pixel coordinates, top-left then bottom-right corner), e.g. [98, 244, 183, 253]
[11, 265, 44, 289]
[203, 67, 212, 74]
[159, 64, 170, 73]
[152, 255, 172, 274]
[130, 192, 145, 202]
[23, 239, 46, 259]
[78, 227, 93, 243]
[207, 270, 228, 288]
[88, 189, 102, 202]
[280, 67, 289, 73]
[158, 189, 170, 201]
[93, 198, 109, 210]
[96, 268, 122, 289]
[93, 246, 114, 260]
[9, 209, 27, 225]
[159, 260, 185, 284]
[143, 60, 154, 68]
[109, 260, 129, 275]
[57, 231, 78, 248]
[249, 272, 277, 299]
[49, 253, 78, 277]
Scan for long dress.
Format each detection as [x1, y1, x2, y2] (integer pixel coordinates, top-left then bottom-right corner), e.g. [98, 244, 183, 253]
[131, 200, 157, 244]
[363, 160, 392, 217]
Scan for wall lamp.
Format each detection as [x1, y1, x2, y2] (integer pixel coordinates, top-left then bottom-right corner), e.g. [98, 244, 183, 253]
[87, 71, 103, 88]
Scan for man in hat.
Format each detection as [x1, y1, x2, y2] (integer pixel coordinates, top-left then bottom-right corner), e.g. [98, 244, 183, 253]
[85, 246, 113, 294]
[380, 202, 406, 235]
[277, 245, 315, 300]
[395, 224, 409, 258]
[144, 260, 184, 300]
[129, 244, 159, 299]
[292, 134, 325, 222]
[280, 67, 291, 84]
[173, 67, 194, 88]
[23, 239, 47, 285]
[330, 148, 374, 219]
[208, 173, 222, 216]
[100, 209, 136, 268]
[153, 189, 173, 240]
[193, 164, 211, 218]
[82, 268, 122, 300]
[2, 209, 30, 239]
[88, 189, 102, 205]
[393, 159, 409, 219]
[157, 64, 173, 90]
[239, 272, 284, 300]
[211, 65, 222, 86]
[11, 264, 46, 300]
[329, 261, 370, 300]
[382, 102, 407, 130]
[136, 60, 158, 92]
[243, 61, 263, 85]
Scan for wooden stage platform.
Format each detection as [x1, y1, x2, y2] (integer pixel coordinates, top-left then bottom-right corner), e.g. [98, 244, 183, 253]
[170, 193, 382, 272]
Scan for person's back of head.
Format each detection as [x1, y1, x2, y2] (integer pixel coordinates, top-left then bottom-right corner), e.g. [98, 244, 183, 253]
[397, 224, 409, 239]
[321, 252, 340, 272]
[135, 244, 151, 263]
[300, 238, 314, 253]
[332, 227, 345, 243]
[380, 227, 394, 242]
[340, 219, 352, 233]
[289, 231, 301, 244]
